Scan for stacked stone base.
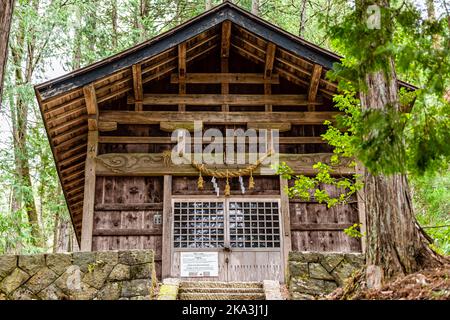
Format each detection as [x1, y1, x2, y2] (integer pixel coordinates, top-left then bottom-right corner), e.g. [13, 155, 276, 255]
[0, 249, 156, 300]
[288, 251, 364, 300]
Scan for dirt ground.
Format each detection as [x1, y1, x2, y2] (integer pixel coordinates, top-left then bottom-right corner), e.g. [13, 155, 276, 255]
[328, 264, 450, 300]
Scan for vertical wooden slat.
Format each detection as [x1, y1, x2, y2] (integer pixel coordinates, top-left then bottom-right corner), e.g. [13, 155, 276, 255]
[280, 177, 291, 283]
[132, 64, 143, 111]
[80, 130, 98, 251]
[308, 64, 322, 111]
[264, 42, 276, 112]
[83, 84, 98, 131]
[356, 162, 367, 253]
[162, 175, 172, 278]
[178, 43, 186, 112]
[221, 21, 231, 112]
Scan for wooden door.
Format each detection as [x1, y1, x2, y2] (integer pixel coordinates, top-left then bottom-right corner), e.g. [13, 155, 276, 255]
[171, 198, 283, 282]
[226, 199, 283, 282]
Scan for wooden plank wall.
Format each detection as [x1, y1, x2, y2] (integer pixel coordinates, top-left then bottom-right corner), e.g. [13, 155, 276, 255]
[92, 176, 164, 278]
[289, 181, 361, 253]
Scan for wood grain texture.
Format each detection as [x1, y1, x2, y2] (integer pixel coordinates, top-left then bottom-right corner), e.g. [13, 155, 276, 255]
[80, 131, 98, 251]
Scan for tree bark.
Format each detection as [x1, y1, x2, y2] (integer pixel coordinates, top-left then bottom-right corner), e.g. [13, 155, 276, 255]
[10, 0, 43, 247]
[205, 0, 212, 11]
[0, 0, 14, 107]
[251, 0, 260, 16]
[358, 5, 444, 286]
[298, 0, 307, 36]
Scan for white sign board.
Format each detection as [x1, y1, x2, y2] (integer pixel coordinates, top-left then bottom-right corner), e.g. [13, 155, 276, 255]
[180, 252, 219, 277]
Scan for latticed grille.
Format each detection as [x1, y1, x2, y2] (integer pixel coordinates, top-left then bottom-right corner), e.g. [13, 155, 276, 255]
[173, 201, 225, 248]
[229, 201, 280, 248]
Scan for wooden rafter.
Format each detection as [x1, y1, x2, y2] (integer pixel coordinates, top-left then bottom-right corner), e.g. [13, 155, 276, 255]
[82, 84, 98, 131]
[132, 64, 143, 111]
[308, 64, 323, 111]
[264, 42, 276, 112]
[178, 43, 186, 112]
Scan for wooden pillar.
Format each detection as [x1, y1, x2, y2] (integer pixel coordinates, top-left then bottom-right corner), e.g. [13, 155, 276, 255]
[162, 175, 173, 278]
[221, 21, 231, 112]
[178, 43, 186, 112]
[80, 131, 98, 251]
[280, 176, 292, 284]
[308, 64, 322, 111]
[356, 162, 367, 253]
[264, 42, 276, 112]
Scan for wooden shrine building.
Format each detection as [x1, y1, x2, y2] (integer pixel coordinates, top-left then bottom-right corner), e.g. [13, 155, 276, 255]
[34, 2, 414, 282]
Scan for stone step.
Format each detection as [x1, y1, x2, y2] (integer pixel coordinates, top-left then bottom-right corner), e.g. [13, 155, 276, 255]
[179, 287, 264, 294]
[179, 281, 263, 289]
[178, 292, 266, 300]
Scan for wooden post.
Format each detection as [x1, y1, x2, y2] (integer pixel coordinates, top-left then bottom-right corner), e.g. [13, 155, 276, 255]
[280, 176, 292, 284]
[162, 175, 173, 278]
[308, 64, 322, 111]
[264, 43, 276, 112]
[221, 21, 231, 112]
[356, 162, 367, 253]
[132, 64, 143, 111]
[178, 43, 186, 112]
[80, 130, 98, 251]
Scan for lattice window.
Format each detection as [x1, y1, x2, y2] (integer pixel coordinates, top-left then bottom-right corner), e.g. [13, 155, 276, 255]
[229, 201, 280, 248]
[173, 201, 225, 248]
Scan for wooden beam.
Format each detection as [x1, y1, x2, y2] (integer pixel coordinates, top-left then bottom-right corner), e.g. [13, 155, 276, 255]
[280, 177, 291, 284]
[264, 42, 276, 112]
[356, 161, 367, 253]
[162, 175, 172, 279]
[264, 43, 276, 79]
[170, 73, 280, 84]
[94, 203, 163, 211]
[221, 20, 231, 58]
[98, 135, 324, 144]
[308, 64, 323, 111]
[80, 131, 98, 251]
[128, 94, 321, 106]
[98, 121, 117, 132]
[132, 64, 143, 111]
[92, 229, 162, 236]
[83, 84, 98, 131]
[178, 43, 186, 112]
[221, 21, 231, 112]
[291, 223, 353, 231]
[100, 110, 338, 125]
[95, 153, 355, 176]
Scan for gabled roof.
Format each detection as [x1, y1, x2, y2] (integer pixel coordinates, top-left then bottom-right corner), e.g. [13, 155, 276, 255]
[34, 1, 416, 241]
[34, 2, 349, 99]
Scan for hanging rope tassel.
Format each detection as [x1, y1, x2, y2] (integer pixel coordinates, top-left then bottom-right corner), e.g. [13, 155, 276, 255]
[248, 171, 255, 190]
[224, 170, 231, 197]
[197, 166, 204, 190]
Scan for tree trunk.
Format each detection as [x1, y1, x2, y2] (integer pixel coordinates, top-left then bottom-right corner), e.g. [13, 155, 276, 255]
[298, 0, 307, 36]
[0, 0, 14, 107]
[251, 0, 260, 16]
[205, 0, 212, 11]
[360, 55, 443, 289]
[10, 0, 43, 247]
[111, 0, 118, 48]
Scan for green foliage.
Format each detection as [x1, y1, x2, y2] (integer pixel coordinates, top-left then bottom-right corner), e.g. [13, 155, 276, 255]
[344, 223, 364, 239]
[275, 161, 362, 208]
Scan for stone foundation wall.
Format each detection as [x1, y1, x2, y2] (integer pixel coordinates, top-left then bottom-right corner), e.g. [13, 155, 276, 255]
[288, 251, 364, 300]
[0, 249, 156, 300]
